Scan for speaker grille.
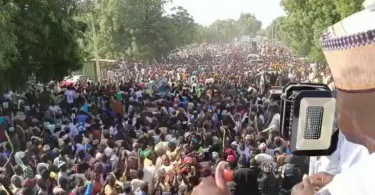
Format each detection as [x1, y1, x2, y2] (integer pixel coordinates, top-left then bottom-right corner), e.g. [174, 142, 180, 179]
[304, 106, 324, 139]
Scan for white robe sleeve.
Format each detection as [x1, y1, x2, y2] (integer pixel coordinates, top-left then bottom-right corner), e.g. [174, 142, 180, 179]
[324, 131, 345, 175]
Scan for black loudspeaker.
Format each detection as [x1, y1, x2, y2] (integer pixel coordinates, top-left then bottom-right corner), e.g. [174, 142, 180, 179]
[280, 83, 338, 156]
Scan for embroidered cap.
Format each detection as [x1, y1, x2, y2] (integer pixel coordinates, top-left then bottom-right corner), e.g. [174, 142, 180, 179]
[321, 0, 375, 91]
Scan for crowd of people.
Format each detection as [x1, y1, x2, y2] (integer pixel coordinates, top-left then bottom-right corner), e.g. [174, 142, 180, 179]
[0, 42, 330, 195]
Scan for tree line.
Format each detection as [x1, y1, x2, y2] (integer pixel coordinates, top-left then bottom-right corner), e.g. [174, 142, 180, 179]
[0, 0, 263, 90]
[1, 0, 364, 90]
[196, 13, 262, 43]
[265, 0, 365, 63]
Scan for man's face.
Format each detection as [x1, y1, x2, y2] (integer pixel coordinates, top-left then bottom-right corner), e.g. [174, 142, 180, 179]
[162, 155, 170, 166]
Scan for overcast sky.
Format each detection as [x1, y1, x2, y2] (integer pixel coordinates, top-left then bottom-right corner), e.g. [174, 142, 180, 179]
[165, 0, 285, 28]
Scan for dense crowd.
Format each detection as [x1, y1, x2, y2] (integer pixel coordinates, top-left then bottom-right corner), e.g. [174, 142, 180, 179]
[0, 43, 331, 195]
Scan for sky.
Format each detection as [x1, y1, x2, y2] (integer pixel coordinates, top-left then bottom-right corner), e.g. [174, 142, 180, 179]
[165, 0, 285, 28]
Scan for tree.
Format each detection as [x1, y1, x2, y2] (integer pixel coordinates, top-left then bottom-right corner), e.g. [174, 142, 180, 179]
[236, 13, 262, 36]
[194, 13, 262, 43]
[265, 17, 285, 41]
[168, 6, 199, 47]
[280, 0, 365, 62]
[210, 19, 238, 43]
[77, 0, 199, 63]
[116, 0, 176, 61]
[333, 0, 365, 18]
[0, 0, 84, 91]
[94, 0, 131, 59]
[0, 1, 18, 73]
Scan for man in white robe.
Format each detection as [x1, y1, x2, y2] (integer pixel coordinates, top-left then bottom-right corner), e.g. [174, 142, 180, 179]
[310, 131, 369, 194]
[291, 3, 375, 195]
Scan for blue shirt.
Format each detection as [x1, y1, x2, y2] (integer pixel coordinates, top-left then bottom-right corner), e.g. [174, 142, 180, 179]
[179, 102, 187, 110]
[82, 103, 88, 113]
[76, 115, 88, 124]
[136, 191, 146, 195]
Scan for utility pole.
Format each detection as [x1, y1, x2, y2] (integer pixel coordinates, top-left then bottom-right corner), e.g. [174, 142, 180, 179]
[229, 31, 231, 43]
[91, 13, 101, 82]
[275, 24, 277, 42]
[275, 21, 278, 42]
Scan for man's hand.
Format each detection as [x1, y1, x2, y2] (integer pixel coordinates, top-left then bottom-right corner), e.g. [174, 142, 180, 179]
[309, 172, 334, 188]
[292, 174, 315, 195]
[192, 161, 229, 195]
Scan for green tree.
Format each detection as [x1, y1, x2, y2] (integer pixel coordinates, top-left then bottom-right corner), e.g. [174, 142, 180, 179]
[280, 0, 365, 62]
[210, 19, 238, 43]
[236, 13, 262, 36]
[0, 1, 18, 72]
[195, 13, 262, 43]
[265, 16, 285, 41]
[78, 0, 199, 63]
[193, 25, 209, 43]
[168, 6, 199, 47]
[76, 1, 262, 62]
[333, 0, 365, 18]
[0, 0, 84, 91]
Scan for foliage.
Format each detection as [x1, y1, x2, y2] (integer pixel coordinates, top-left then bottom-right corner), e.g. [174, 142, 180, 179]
[333, 0, 365, 18]
[0, 1, 18, 72]
[264, 17, 285, 41]
[279, 0, 365, 62]
[196, 14, 262, 43]
[168, 6, 199, 47]
[197, 19, 238, 43]
[75, 0, 198, 63]
[0, 0, 84, 91]
[236, 13, 262, 36]
[75, 0, 263, 62]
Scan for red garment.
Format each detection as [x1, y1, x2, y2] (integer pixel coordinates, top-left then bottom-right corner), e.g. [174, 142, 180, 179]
[225, 149, 237, 157]
[239, 110, 245, 116]
[227, 155, 236, 162]
[92, 130, 100, 141]
[112, 101, 123, 115]
[224, 169, 233, 182]
[92, 180, 102, 195]
[0, 126, 5, 142]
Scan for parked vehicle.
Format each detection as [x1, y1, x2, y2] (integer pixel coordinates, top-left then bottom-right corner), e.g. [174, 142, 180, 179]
[60, 75, 92, 87]
[247, 53, 264, 63]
